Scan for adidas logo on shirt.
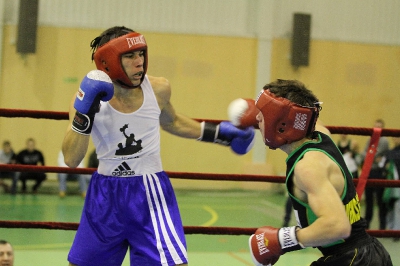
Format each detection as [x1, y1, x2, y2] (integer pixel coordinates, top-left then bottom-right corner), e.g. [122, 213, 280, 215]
[112, 161, 136, 176]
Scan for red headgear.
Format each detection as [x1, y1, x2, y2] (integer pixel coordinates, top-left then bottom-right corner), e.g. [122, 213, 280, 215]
[93, 32, 148, 89]
[255, 89, 320, 149]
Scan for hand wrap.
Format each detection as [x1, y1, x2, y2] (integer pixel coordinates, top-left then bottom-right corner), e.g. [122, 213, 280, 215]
[71, 70, 114, 135]
[198, 121, 255, 154]
[72, 112, 95, 135]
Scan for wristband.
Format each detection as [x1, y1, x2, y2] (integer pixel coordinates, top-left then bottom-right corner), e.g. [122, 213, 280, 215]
[71, 111, 94, 135]
[198, 122, 218, 142]
[278, 226, 305, 253]
[198, 122, 231, 146]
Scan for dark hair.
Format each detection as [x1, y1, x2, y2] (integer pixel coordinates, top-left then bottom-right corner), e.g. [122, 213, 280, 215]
[2, 140, 10, 146]
[375, 119, 385, 128]
[0, 240, 10, 245]
[263, 79, 319, 108]
[90, 26, 135, 60]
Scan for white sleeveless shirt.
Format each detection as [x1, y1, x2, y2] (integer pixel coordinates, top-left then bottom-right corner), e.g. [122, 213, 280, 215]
[92, 75, 163, 176]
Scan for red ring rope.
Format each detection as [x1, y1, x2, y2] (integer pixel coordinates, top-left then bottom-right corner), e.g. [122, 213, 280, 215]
[2, 108, 400, 136]
[1, 164, 400, 187]
[2, 107, 400, 240]
[0, 220, 399, 238]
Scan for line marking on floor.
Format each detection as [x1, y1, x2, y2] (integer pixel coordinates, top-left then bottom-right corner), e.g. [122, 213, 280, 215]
[13, 242, 71, 250]
[227, 252, 253, 265]
[201, 205, 218, 226]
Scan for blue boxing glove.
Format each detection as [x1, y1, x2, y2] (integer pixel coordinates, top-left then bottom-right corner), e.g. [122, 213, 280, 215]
[199, 121, 255, 155]
[72, 70, 114, 135]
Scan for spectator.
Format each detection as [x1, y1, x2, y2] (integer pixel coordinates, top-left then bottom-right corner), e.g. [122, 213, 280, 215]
[87, 149, 99, 168]
[361, 119, 390, 229]
[58, 151, 90, 198]
[15, 138, 46, 194]
[0, 240, 14, 266]
[337, 134, 361, 178]
[282, 196, 292, 227]
[381, 137, 400, 239]
[0, 140, 16, 193]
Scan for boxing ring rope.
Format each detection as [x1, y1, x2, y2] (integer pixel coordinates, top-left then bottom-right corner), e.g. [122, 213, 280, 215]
[0, 220, 399, 238]
[1, 164, 400, 188]
[3, 108, 400, 137]
[1, 107, 400, 239]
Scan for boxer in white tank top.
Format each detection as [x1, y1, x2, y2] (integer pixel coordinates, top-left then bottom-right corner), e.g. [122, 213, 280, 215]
[93, 75, 163, 177]
[62, 26, 255, 266]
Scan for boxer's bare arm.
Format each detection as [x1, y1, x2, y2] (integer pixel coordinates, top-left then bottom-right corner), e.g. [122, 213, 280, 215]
[62, 93, 90, 168]
[160, 101, 202, 138]
[149, 75, 202, 138]
[294, 152, 351, 247]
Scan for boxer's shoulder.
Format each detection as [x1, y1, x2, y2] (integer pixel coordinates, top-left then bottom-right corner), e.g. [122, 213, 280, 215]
[148, 75, 171, 100]
[148, 75, 170, 90]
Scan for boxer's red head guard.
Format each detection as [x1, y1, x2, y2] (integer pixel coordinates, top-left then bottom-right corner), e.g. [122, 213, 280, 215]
[255, 89, 321, 149]
[92, 30, 148, 89]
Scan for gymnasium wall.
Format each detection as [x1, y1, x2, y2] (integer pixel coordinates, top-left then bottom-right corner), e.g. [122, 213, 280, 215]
[0, 0, 400, 189]
[1, 25, 400, 181]
[268, 39, 400, 175]
[0, 26, 259, 182]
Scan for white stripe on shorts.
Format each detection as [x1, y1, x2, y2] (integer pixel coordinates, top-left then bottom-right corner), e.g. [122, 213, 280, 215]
[150, 174, 188, 259]
[143, 174, 187, 265]
[143, 174, 168, 265]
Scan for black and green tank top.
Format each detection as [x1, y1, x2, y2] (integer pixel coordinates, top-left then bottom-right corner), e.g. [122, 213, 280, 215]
[285, 131, 367, 252]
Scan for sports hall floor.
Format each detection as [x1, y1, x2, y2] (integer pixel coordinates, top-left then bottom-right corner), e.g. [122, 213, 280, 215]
[0, 180, 399, 266]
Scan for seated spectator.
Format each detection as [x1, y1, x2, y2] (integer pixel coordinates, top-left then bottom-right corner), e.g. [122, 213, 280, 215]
[88, 149, 99, 168]
[337, 134, 360, 178]
[0, 140, 16, 193]
[381, 137, 400, 238]
[58, 151, 90, 198]
[15, 138, 46, 194]
[0, 239, 14, 266]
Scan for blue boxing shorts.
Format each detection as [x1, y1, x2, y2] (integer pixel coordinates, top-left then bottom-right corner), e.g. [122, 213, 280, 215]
[68, 171, 188, 266]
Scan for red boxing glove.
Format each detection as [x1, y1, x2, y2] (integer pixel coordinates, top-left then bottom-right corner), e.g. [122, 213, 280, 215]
[249, 226, 304, 266]
[228, 98, 259, 129]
